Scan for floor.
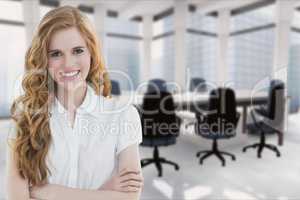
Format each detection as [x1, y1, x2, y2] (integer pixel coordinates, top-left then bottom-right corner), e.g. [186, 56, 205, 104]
[1, 114, 300, 200]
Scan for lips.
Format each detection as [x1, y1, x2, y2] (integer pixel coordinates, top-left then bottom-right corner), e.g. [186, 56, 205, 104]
[62, 70, 80, 77]
[59, 69, 81, 81]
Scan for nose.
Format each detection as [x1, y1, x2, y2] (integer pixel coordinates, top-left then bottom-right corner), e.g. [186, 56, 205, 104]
[64, 53, 77, 68]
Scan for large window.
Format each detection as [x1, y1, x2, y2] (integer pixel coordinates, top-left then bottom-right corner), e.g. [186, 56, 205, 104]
[0, 0, 23, 22]
[0, 25, 26, 117]
[0, 1, 26, 117]
[230, 4, 275, 32]
[288, 10, 300, 113]
[106, 17, 141, 90]
[151, 15, 175, 82]
[186, 13, 217, 85]
[228, 5, 275, 90]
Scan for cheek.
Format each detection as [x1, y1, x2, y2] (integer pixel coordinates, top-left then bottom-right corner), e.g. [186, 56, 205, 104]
[48, 59, 63, 81]
[79, 55, 91, 78]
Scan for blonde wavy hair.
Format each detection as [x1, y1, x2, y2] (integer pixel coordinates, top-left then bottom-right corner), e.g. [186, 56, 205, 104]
[10, 6, 111, 186]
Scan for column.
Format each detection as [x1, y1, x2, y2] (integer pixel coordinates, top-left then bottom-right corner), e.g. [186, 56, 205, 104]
[216, 9, 230, 87]
[94, 3, 108, 63]
[174, 0, 188, 92]
[272, 0, 294, 83]
[141, 15, 152, 83]
[22, 0, 40, 46]
[272, 0, 294, 144]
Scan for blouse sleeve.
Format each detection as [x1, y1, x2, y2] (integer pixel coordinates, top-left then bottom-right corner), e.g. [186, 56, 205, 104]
[116, 105, 143, 155]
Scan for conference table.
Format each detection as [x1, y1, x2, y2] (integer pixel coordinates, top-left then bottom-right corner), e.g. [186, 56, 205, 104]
[118, 89, 284, 145]
[119, 90, 268, 131]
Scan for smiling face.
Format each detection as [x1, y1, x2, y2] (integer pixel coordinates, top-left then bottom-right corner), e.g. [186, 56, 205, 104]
[47, 26, 91, 92]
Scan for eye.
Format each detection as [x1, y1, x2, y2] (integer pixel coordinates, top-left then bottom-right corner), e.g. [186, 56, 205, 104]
[49, 51, 62, 58]
[73, 48, 84, 55]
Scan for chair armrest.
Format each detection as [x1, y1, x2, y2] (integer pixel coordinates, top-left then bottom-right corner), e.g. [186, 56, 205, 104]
[255, 106, 269, 118]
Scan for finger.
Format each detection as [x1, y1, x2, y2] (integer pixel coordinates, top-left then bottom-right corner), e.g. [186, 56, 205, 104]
[119, 173, 143, 183]
[119, 168, 136, 174]
[119, 185, 140, 193]
[120, 184, 143, 191]
[120, 180, 143, 187]
[119, 169, 140, 177]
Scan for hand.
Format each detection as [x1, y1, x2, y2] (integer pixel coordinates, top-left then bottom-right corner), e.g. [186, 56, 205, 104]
[30, 184, 56, 199]
[99, 168, 143, 193]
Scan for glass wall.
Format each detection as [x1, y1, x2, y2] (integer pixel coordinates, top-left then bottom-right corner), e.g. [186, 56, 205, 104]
[151, 15, 175, 82]
[0, 1, 26, 117]
[228, 5, 275, 90]
[288, 10, 300, 113]
[106, 17, 141, 90]
[186, 13, 217, 85]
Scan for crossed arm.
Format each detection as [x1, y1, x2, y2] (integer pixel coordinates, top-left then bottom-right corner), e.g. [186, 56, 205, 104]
[6, 143, 143, 200]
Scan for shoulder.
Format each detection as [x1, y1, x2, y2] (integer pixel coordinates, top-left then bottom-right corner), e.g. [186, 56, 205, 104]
[119, 104, 140, 121]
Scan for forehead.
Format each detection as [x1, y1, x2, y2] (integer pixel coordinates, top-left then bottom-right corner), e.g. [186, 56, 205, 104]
[48, 27, 87, 50]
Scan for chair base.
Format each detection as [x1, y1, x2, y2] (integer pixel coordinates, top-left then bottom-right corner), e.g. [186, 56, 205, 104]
[243, 131, 281, 158]
[196, 139, 236, 166]
[243, 143, 280, 158]
[141, 146, 179, 177]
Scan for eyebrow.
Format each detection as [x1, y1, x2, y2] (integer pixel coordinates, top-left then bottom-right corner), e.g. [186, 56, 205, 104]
[48, 46, 85, 53]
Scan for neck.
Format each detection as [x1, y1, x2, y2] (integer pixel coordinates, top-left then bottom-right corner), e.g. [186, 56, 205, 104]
[56, 82, 88, 112]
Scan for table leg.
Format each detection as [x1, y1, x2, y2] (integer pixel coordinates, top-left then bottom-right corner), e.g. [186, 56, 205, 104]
[278, 131, 283, 146]
[242, 106, 247, 133]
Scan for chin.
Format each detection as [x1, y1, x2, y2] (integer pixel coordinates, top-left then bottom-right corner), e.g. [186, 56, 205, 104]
[58, 80, 86, 91]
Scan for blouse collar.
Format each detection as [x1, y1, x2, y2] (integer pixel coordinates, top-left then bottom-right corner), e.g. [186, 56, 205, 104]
[52, 84, 102, 118]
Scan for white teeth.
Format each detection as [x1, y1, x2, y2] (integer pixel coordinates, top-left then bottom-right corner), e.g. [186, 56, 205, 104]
[62, 70, 79, 77]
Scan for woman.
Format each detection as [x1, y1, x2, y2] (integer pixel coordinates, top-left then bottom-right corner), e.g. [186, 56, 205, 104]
[6, 6, 143, 200]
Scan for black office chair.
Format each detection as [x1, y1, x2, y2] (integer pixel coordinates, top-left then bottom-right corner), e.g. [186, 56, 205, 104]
[243, 79, 285, 158]
[110, 80, 121, 95]
[194, 88, 240, 166]
[139, 90, 181, 177]
[147, 78, 168, 93]
[190, 78, 207, 92]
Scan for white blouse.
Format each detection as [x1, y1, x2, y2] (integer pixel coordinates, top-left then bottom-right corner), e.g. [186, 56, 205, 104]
[9, 85, 142, 189]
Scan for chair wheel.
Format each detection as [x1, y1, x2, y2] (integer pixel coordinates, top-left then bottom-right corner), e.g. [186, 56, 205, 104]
[196, 152, 201, 157]
[175, 165, 179, 170]
[232, 157, 236, 161]
[277, 153, 280, 157]
[222, 163, 225, 167]
[242, 148, 246, 153]
[258, 154, 261, 158]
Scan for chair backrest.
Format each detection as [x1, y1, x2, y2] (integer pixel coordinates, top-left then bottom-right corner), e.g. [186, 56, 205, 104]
[190, 78, 207, 92]
[147, 79, 168, 93]
[267, 79, 285, 120]
[206, 88, 238, 133]
[110, 80, 121, 95]
[141, 91, 180, 138]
